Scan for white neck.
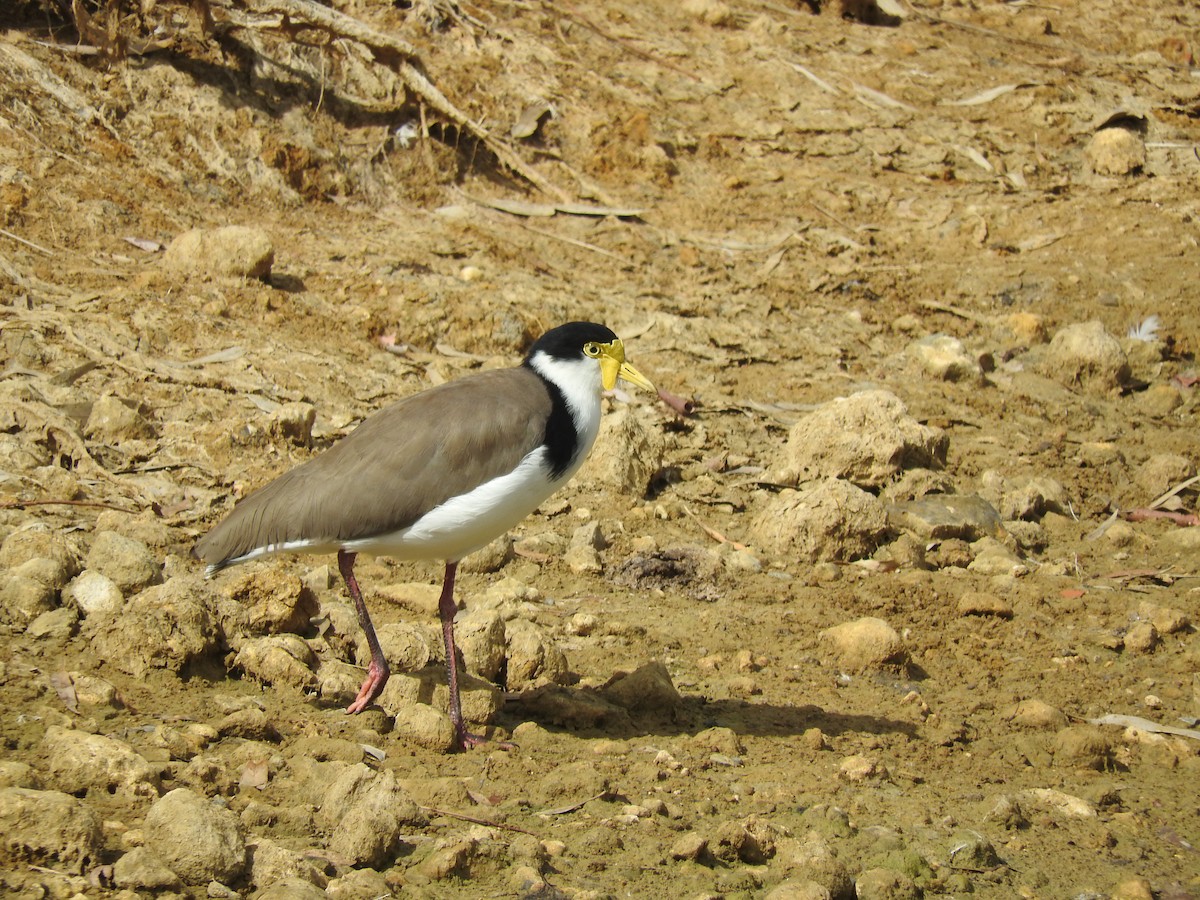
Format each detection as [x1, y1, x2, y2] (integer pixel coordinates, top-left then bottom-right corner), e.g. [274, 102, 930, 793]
[528, 350, 604, 467]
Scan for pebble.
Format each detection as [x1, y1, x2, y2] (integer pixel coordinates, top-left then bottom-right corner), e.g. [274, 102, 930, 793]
[947, 830, 1001, 868]
[506, 619, 569, 689]
[455, 608, 506, 681]
[691, 726, 744, 756]
[86, 576, 220, 678]
[381, 669, 502, 739]
[1085, 127, 1145, 176]
[837, 754, 886, 781]
[601, 660, 682, 711]
[0, 787, 104, 873]
[978, 470, 1069, 521]
[820, 617, 907, 671]
[326, 868, 393, 900]
[906, 333, 980, 381]
[0, 524, 81, 573]
[86, 394, 157, 444]
[1004, 698, 1068, 730]
[163, 224, 275, 279]
[957, 591, 1014, 618]
[0, 571, 58, 625]
[84, 531, 161, 594]
[1040, 321, 1130, 393]
[371, 621, 435, 674]
[246, 837, 327, 890]
[113, 846, 183, 891]
[1110, 876, 1155, 900]
[256, 878, 328, 900]
[1137, 600, 1189, 634]
[853, 867, 920, 900]
[764, 880, 832, 900]
[317, 765, 424, 867]
[582, 407, 666, 495]
[887, 494, 1003, 542]
[1134, 453, 1194, 498]
[1123, 621, 1159, 654]
[144, 788, 247, 885]
[26, 606, 78, 640]
[751, 478, 889, 561]
[267, 402, 316, 448]
[62, 570, 124, 619]
[1052, 726, 1114, 770]
[43, 725, 160, 799]
[778, 390, 947, 488]
[234, 634, 319, 691]
[215, 569, 319, 637]
[670, 831, 708, 861]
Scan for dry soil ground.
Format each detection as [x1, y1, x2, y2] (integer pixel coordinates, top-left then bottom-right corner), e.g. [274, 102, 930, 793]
[1, 0, 1199, 898]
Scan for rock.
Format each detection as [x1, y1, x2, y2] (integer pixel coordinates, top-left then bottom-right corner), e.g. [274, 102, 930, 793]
[1040, 321, 1129, 392]
[215, 569, 319, 637]
[62, 570, 123, 619]
[10, 556, 70, 591]
[907, 333, 980, 381]
[1137, 600, 1189, 635]
[26, 606, 78, 640]
[256, 878, 329, 900]
[1052, 726, 1114, 770]
[317, 765, 424, 868]
[216, 708, 282, 743]
[887, 494, 1003, 541]
[1016, 787, 1096, 819]
[144, 788, 246, 884]
[957, 591, 1013, 618]
[460, 533, 512, 574]
[581, 407, 665, 495]
[0, 571, 58, 625]
[0, 525, 81, 575]
[1004, 698, 1068, 730]
[838, 755, 886, 782]
[163, 225, 275, 279]
[247, 837, 326, 890]
[84, 394, 156, 441]
[268, 402, 316, 448]
[368, 621, 434, 674]
[948, 830, 1001, 868]
[691, 726, 744, 756]
[505, 619, 569, 689]
[709, 816, 779, 864]
[234, 634, 319, 691]
[84, 531, 161, 594]
[0, 787, 104, 873]
[778, 390, 947, 488]
[978, 470, 1069, 521]
[380, 668, 502, 733]
[1110, 876, 1155, 900]
[326, 868, 393, 900]
[86, 575, 221, 677]
[854, 867, 920, 900]
[766, 881, 833, 900]
[683, 0, 734, 27]
[752, 478, 889, 561]
[0, 760, 38, 789]
[601, 660, 682, 711]
[1134, 453, 1194, 499]
[1123, 621, 1159, 654]
[1140, 383, 1182, 417]
[669, 831, 708, 861]
[113, 846, 183, 891]
[1085, 127, 1145, 176]
[820, 617, 907, 671]
[778, 831, 854, 898]
[456, 609, 507, 681]
[966, 538, 1027, 577]
[390, 701, 458, 753]
[43, 725, 160, 799]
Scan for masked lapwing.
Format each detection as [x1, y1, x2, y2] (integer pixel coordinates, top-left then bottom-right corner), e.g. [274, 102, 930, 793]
[194, 322, 654, 751]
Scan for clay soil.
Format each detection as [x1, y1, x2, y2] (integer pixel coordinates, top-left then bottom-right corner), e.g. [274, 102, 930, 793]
[2, 0, 1199, 897]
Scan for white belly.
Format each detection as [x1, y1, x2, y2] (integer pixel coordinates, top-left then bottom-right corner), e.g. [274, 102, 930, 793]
[343, 446, 575, 563]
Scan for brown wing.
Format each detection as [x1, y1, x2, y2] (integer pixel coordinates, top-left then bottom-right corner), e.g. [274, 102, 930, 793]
[194, 367, 551, 566]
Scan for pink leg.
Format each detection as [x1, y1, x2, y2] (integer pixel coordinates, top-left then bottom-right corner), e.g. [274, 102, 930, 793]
[339, 550, 390, 714]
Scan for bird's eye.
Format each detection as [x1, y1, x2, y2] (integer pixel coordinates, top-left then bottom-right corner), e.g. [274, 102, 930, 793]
[583, 342, 601, 357]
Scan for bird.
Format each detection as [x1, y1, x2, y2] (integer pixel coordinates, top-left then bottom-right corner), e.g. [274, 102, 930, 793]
[193, 322, 655, 751]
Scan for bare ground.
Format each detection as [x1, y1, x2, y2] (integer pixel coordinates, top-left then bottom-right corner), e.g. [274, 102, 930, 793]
[1, 0, 1199, 898]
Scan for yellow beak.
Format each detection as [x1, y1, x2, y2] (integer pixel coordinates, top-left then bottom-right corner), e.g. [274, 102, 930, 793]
[598, 339, 654, 392]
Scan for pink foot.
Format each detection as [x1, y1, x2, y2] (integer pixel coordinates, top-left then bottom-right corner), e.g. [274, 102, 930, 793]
[345, 659, 389, 714]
